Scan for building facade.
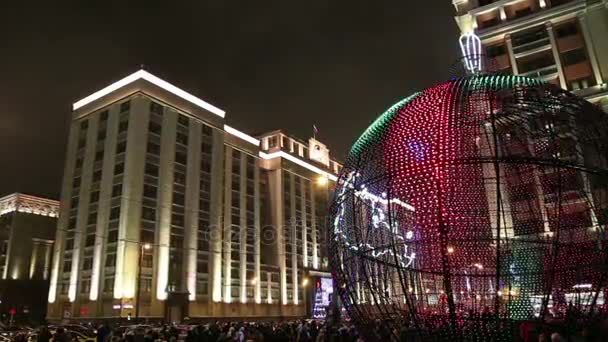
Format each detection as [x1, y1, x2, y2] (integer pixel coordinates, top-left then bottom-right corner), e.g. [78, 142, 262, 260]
[453, 0, 608, 317]
[453, 0, 608, 111]
[46, 70, 340, 321]
[0, 193, 59, 322]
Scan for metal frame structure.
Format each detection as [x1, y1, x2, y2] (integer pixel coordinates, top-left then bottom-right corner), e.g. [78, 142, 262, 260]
[329, 73, 608, 341]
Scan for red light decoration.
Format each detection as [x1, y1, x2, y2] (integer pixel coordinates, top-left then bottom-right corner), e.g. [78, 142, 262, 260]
[329, 75, 608, 341]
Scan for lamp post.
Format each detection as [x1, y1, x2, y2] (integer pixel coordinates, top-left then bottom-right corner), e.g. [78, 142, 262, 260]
[135, 243, 152, 321]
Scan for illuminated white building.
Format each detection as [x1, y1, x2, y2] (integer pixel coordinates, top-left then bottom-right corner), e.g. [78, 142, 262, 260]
[46, 70, 340, 321]
[453, 0, 608, 111]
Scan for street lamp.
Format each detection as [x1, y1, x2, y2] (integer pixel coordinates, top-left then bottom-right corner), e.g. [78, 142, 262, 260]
[135, 243, 152, 321]
[316, 176, 328, 186]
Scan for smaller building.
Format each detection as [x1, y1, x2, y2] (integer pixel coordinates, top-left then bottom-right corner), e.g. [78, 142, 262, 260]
[0, 193, 59, 323]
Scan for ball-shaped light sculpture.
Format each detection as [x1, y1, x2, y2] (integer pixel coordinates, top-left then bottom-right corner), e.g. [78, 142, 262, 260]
[329, 75, 608, 341]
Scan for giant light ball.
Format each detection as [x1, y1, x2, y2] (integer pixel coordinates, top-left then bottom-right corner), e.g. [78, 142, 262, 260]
[328, 75, 608, 341]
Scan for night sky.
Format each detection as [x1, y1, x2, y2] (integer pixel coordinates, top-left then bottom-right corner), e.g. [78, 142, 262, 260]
[0, 1, 460, 199]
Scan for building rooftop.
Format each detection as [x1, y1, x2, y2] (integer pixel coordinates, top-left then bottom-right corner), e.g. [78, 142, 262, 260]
[0, 193, 60, 218]
[73, 70, 343, 181]
[72, 69, 226, 117]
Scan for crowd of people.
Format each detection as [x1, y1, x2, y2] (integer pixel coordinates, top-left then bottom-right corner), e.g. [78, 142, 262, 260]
[182, 321, 360, 342]
[12, 312, 608, 341]
[15, 320, 361, 342]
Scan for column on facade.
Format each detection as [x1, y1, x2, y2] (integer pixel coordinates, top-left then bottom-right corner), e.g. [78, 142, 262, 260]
[43, 242, 52, 280]
[1, 237, 9, 279]
[185, 121, 202, 301]
[153, 108, 177, 301]
[253, 159, 262, 304]
[69, 116, 99, 302]
[266, 272, 272, 304]
[300, 179, 308, 269]
[289, 173, 299, 305]
[210, 131, 224, 303]
[222, 147, 233, 303]
[90, 106, 119, 301]
[271, 170, 287, 305]
[355, 273, 361, 304]
[29, 241, 39, 279]
[505, 34, 520, 75]
[499, 7, 507, 21]
[239, 151, 247, 304]
[546, 22, 567, 89]
[29, 240, 53, 280]
[48, 120, 80, 303]
[116, 97, 150, 300]
[577, 14, 604, 86]
[311, 182, 319, 270]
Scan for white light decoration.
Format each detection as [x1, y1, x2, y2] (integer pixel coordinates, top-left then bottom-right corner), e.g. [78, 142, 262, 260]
[332, 172, 417, 269]
[459, 32, 483, 74]
[72, 70, 226, 118]
[224, 125, 260, 146]
[259, 151, 338, 181]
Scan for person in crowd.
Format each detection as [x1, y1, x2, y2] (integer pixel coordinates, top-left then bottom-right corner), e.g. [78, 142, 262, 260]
[37, 326, 53, 342]
[97, 323, 112, 342]
[53, 327, 71, 342]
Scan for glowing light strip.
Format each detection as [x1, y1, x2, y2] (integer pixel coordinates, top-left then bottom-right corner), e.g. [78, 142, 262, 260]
[355, 187, 416, 211]
[337, 176, 415, 211]
[259, 151, 338, 181]
[72, 70, 226, 117]
[224, 125, 260, 146]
